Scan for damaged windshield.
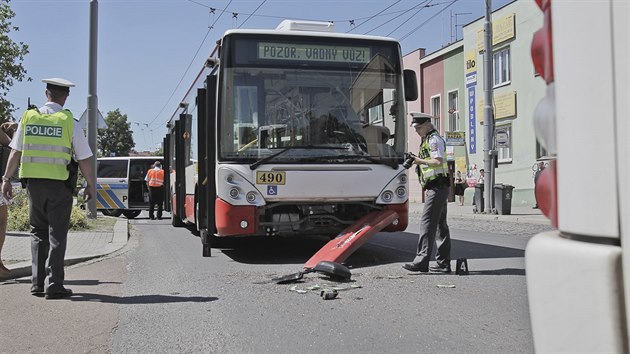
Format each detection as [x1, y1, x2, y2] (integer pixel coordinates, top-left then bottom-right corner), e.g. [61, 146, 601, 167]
[218, 35, 407, 165]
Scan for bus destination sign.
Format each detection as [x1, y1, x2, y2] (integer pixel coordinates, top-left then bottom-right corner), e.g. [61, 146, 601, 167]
[258, 42, 371, 63]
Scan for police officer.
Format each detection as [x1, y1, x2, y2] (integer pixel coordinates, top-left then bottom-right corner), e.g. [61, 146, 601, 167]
[145, 160, 164, 220]
[1, 78, 95, 299]
[403, 113, 452, 273]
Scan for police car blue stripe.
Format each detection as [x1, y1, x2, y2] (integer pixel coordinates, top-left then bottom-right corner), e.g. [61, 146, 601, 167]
[97, 183, 127, 190]
[104, 189, 126, 209]
[96, 193, 112, 209]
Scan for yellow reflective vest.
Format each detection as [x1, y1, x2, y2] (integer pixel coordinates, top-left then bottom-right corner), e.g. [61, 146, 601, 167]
[417, 130, 448, 188]
[19, 109, 74, 181]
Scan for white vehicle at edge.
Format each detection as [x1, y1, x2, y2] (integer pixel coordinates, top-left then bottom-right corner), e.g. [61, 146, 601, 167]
[527, 0, 628, 352]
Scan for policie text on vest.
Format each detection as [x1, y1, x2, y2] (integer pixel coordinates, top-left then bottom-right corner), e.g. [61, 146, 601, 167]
[25, 125, 63, 138]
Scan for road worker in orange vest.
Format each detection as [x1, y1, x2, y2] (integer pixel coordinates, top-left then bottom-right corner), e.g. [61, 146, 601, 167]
[145, 160, 164, 220]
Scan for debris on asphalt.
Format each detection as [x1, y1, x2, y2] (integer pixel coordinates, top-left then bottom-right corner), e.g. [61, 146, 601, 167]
[436, 284, 456, 288]
[326, 284, 361, 291]
[287, 283, 362, 298]
[289, 285, 308, 294]
[320, 289, 338, 300]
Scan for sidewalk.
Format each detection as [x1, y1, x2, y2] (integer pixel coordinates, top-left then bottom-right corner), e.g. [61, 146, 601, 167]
[0, 200, 547, 280]
[411, 200, 549, 225]
[0, 219, 128, 281]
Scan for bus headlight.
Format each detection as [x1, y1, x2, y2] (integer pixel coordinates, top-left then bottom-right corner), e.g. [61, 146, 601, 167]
[381, 190, 394, 202]
[395, 186, 407, 198]
[217, 167, 266, 206]
[376, 170, 409, 204]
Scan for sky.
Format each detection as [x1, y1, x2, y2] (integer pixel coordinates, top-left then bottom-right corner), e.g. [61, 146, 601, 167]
[6, 0, 513, 152]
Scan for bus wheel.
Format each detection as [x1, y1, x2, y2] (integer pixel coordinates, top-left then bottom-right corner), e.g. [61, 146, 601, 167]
[122, 210, 141, 219]
[101, 209, 123, 217]
[201, 229, 211, 257]
[171, 213, 185, 227]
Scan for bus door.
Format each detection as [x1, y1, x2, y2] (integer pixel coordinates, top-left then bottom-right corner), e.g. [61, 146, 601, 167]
[196, 87, 208, 230]
[205, 74, 217, 235]
[173, 114, 190, 222]
[96, 159, 129, 210]
[163, 134, 171, 212]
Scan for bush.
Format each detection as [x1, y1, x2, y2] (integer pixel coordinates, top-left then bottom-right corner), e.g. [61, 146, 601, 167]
[70, 205, 90, 229]
[7, 188, 91, 232]
[7, 189, 29, 232]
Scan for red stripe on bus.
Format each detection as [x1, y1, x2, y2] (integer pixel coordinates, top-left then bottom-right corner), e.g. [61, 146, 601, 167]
[215, 198, 257, 236]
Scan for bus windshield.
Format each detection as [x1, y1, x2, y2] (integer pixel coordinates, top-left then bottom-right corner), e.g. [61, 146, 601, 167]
[218, 34, 407, 164]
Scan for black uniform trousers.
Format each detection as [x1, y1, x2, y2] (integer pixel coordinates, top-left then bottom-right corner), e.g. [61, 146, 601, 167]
[412, 183, 451, 268]
[27, 179, 73, 293]
[148, 185, 164, 219]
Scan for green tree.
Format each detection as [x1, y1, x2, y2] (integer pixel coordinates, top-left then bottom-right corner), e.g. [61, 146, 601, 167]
[0, 0, 30, 122]
[151, 146, 163, 157]
[98, 109, 135, 157]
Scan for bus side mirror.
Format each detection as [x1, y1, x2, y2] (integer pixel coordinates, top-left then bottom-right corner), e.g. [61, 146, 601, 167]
[403, 69, 418, 101]
[205, 58, 219, 68]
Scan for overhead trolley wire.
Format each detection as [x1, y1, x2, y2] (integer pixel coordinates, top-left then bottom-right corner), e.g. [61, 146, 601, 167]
[185, 0, 457, 29]
[239, 0, 267, 28]
[347, 0, 402, 33]
[147, 0, 233, 129]
[187, 0, 316, 23]
[398, 0, 459, 42]
[161, 0, 267, 129]
[362, 0, 432, 36]
[385, 0, 435, 37]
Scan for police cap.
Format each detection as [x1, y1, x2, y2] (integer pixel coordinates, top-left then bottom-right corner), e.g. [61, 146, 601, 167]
[42, 78, 75, 93]
[410, 112, 433, 128]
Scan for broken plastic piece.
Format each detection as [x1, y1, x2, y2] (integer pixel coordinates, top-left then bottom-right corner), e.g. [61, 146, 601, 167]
[320, 289, 338, 300]
[288, 285, 308, 294]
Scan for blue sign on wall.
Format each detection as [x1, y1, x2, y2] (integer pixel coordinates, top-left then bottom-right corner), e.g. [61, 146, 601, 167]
[468, 84, 477, 154]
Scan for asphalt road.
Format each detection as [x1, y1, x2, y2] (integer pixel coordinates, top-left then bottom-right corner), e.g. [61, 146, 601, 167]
[0, 216, 535, 353]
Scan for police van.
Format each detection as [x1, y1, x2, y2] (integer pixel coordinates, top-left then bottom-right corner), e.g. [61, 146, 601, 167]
[96, 156, 163, 218]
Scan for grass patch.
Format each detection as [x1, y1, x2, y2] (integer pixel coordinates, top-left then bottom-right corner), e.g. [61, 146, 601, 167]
[87, 215, 118, 231]
[7, 189, 118, 232]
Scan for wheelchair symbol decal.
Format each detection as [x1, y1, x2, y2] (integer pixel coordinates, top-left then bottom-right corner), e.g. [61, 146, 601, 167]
[267, 185, 277, 195]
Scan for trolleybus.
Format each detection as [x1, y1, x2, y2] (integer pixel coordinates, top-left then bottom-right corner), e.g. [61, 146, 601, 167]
[165, 20, 419, 257]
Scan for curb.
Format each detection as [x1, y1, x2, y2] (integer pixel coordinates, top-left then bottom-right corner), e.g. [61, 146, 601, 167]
[0, 219, 129, 281]
[408, 210, 550, 226]
[446, 213, 550, 225]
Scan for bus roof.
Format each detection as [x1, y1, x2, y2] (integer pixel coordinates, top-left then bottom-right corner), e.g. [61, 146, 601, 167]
[222, 28, 399, 44]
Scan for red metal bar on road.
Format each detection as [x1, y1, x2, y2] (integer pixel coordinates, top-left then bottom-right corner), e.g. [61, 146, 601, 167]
[303, 210, 398, 269]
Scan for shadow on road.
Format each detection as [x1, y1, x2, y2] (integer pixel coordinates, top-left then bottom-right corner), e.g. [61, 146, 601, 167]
[219, 235, 331, 264]
[468, 268, 526, 276]
[346, 235, 524, 270]
[218, 230, 526, 274]
[64, 279, 122, 286]
[70, 293, 219, 304]
[2, 278, 122, 286]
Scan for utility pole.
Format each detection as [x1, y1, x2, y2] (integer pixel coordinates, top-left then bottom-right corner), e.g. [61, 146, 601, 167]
[483, 0, 496, 214]
[86, 0, 98, 219]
